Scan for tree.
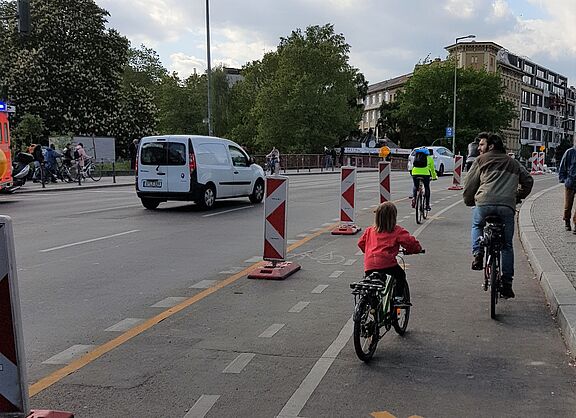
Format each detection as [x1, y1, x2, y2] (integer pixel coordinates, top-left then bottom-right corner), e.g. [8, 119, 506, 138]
[11, 113, 45, 150]
[0, 0, 153, 157]
[394, 60, 516, 152]
[248, 24, 365, 153]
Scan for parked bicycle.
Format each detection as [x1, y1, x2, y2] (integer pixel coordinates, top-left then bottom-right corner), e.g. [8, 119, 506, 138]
[349, 249, 425, 362]
[477, 215, 505, 319]
[413, 176, 428, 224]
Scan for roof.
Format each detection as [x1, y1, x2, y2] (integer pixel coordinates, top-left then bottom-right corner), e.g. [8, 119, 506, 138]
[367, 73, 412, 93]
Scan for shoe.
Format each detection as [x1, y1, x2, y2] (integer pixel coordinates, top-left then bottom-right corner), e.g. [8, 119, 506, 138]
[500, 281, 515, 299]
[573, 229, 576, 236]
[566, 221, 572, 231]
[411, 199, 415, 208]
[471, 253, 484, 270]
[426, 206, 432, 211]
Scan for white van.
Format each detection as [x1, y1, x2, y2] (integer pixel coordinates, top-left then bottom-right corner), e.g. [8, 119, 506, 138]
[136, 135, 265, 210]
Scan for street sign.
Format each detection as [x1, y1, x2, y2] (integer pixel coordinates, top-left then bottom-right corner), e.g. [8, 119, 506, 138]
[446, 127, 453, 138]
[539, 146, 545, 151]
[378, 146, 390, 158]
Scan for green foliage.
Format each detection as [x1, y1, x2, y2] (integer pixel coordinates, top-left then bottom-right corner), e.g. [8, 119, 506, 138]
[393, 60, 516, 153]
[11, 113, 45, 150]
[232, 24, 365, 153]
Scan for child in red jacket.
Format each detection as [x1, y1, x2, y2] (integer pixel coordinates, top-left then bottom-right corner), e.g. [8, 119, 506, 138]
[358, 202, 422, 292]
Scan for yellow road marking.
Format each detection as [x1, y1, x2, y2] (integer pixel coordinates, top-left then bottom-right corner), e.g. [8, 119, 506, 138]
[29, 223, 337, 396]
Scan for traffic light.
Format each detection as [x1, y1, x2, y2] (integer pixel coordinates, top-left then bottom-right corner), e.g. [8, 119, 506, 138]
[17, 0, 30, 34]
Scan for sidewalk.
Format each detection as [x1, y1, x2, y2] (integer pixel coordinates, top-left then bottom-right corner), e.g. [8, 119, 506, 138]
[519, 184, 576, 356]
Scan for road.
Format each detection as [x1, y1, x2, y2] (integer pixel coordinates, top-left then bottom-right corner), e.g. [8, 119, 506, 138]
[2, 172, 575, 417]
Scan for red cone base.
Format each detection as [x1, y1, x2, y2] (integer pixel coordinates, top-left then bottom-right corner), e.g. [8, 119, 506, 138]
[28, 411, 74, 418]
[248, 261, 301, 280]
[331, 224, 361, 235]
[448, 185, 463, 190]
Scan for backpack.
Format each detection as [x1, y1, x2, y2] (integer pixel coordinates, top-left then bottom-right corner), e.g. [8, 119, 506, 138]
[413, 151, 428, 168]
[73, 149, 80, 159]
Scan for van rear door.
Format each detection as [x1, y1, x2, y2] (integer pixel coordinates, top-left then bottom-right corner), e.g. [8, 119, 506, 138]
[138, 138, 168, 193]
[166, 139, 190, 193]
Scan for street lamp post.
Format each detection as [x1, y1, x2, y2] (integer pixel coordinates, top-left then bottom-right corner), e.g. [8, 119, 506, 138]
[205, 0, 213, 136]
[452, 34, 476, 155]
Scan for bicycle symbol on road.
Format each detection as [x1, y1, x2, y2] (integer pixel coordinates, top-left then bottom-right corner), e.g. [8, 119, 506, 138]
[287, 251, 347, 265]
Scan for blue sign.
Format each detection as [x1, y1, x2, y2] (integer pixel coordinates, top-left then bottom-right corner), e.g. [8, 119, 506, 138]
[445, 127, 453, 138]
[0, 102, 6, 112]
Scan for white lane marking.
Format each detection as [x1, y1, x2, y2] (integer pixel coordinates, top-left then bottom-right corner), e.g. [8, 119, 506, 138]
[42, 345, 96, 365]
[287, 239, 298, 244]
[297, 233, 309, 238]
[310, 228, 323, 232]
[289, 301, 310, 313]
[403, 215, 411, 219]
[73, 204, 142, 215]
[413, 199, 462, 238]
[219, 267, 244, 274]
[105, 318, 146, 332]
[151, 297, 187, 308]
[244, 256, 262, 263]
[355, 250, 363, 256]
[343, 259, 357, 266]
[259, 323, 285, 338]
[321, 223, 333, 227]
[184, 395, 220, 418]
[40, 229, 140, 253]
[329, 271, 344, 278]
[222, 353, 256, 374]
[202, 206, 253, 217]
[190, 280, 218, 289]
[277, 318, 353, 417]
[311, 285, 329, 294]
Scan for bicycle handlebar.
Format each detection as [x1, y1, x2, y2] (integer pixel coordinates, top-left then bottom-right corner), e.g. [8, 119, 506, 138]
[398, 249, 426, 254]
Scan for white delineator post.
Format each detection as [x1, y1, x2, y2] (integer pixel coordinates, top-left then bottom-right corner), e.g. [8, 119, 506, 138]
[448, 155, 464, 190]
[332, 166, 361, 235]
[378, 161, 391, 203]
[0, 216, 29, 417]
[248, 176, 300, 280]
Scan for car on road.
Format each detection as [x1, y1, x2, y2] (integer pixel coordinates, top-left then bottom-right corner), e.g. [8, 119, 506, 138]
[407, 146, 455, 176]
[136, 135, 265, 210]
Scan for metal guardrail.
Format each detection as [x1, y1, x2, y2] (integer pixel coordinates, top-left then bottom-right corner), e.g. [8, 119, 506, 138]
[253, 154, 408, 172]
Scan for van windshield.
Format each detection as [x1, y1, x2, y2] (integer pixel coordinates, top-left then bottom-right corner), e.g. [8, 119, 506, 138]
[141, 142, 186, 166]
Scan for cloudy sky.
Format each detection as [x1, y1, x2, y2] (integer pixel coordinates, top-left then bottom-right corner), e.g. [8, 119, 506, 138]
[96, 0, 576, 87]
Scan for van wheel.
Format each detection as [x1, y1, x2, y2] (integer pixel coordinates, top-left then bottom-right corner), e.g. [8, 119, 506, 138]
[141, 198, 160, 210]
[437, 164, 444, 177]
[198, 184, 216, 210]
[249, 179, 265, 203]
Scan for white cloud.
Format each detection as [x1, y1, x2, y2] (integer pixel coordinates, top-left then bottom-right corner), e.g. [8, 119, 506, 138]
[444, 0, 478, 18]
[491, 0, 512, 19]
[169, 53, 205, 79]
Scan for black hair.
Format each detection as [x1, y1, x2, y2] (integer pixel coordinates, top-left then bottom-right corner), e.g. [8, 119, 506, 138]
[486, 133, 505, 152]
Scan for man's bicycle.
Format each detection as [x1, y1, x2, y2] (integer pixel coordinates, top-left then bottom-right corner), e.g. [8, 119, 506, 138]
[70, 158, 102, 182]
[349, 249, 425, 362]
[477, 216, 504, 319]
[413, 176, 428, 224]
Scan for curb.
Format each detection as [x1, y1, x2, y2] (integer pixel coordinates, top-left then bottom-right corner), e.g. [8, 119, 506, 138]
[13, 180, 134, 194]
[518, 184, 576, 357]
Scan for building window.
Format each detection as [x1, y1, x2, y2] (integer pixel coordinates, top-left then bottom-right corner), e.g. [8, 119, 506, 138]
[521, 127, 529, 139]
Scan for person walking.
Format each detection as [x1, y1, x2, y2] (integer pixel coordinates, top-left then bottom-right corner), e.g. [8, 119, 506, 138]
[266, 147, 280, 175]
[75, 142, 88, 168]
[128, 139, 139, 170]
[323, 147, 333, 169]
[44, 144, 61, 182]
[463, 133, 533, 298]
[558, 141, 576, 233]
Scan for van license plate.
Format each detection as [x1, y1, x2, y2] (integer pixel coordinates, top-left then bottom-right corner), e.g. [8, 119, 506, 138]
[143, 179, 162, 188]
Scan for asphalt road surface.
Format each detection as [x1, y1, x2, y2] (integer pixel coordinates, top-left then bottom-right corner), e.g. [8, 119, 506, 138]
[1, 172, 575, 417]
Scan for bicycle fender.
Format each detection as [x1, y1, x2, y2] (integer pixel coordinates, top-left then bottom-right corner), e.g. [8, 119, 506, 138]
[353, 298, 368, 322]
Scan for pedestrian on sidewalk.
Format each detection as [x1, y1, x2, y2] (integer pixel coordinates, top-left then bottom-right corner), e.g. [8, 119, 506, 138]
[558, 142, 576, 233]
[463, 133, 533, 299]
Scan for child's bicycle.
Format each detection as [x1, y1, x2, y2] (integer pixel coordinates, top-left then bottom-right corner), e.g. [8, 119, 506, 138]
[349, 249, 425, 362]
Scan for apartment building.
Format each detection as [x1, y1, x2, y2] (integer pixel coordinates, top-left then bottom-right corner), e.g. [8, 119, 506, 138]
[445, 41, 575, 154]
[360, 41, 575, 155]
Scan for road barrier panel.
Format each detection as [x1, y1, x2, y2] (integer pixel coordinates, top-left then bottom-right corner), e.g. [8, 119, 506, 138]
[448, 155, 464, 190]
[332, 167, 361, 235]
[530, 152, 542, 175]
[538, 152, 545, 174]
[378, 161, 391, 203]
[248, 176, 300, 280]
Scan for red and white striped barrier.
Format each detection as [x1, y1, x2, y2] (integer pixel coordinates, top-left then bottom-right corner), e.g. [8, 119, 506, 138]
[248, 176, 300, 280]
[538, 152, 545, 173]
[530, 152, 541, 175]
[378, 161, 391, 203]
[448, 155, 464, 190]
[0, 216, 30, 417]
[332, 167, 361, 235]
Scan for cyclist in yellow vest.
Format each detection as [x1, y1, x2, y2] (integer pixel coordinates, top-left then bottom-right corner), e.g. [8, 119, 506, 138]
[411, 147, 437, 211]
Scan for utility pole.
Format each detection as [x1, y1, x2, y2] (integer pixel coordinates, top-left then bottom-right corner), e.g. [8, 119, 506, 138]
[205, 0, 213, 136]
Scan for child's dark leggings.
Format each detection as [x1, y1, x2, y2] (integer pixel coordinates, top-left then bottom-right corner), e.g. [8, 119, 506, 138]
[365, 264, 407, 296]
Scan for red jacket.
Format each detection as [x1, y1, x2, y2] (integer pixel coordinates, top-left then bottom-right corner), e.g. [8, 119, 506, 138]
[358, 225, 422, 271]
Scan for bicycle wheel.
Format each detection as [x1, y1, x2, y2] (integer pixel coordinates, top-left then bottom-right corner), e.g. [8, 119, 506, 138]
[420, 191, 427, 220]
[353, 298, 379, 362]
[88, 164, 102, 181]
[490, 254, 499, 319]
[392, 282, 411, 335]
[415, 192, 423, 224]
